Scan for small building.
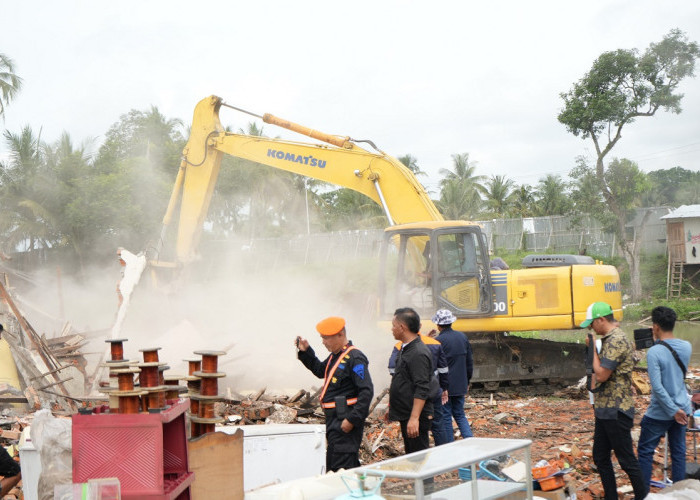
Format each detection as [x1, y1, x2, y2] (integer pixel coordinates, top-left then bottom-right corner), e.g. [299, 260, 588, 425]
[660, 205, 700, 298]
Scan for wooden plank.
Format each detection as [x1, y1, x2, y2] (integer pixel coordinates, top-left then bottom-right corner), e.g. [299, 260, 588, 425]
[188, 430, 244, 500]
[0, 396, 27, 404]
[0, 280, 76, 411]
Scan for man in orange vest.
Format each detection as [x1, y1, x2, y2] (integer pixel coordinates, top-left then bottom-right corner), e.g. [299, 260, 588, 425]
[296, 317, 374, 472]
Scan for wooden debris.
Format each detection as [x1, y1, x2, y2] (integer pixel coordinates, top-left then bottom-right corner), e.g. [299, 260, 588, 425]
[288, 389, 306, 403]
[251, 387, 266, 401]
[266, 404, 297, 424]
[368, 387, 389, 415]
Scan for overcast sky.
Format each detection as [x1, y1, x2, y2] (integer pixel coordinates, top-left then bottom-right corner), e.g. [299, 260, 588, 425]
[2, 1, 700, 195]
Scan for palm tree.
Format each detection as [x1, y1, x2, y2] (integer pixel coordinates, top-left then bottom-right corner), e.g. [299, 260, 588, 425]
[140, 106, 184, 164]
[0, 53, 22, 120]
[0, 126, 57, 253]
[439, 153, 486, 191]
[397, 154, 426, 177]
[508, 185, 535, 218]
[484, 175, 515, 217]
[534, 174, 572, 216]
[437, 153, 485, 219]
[436, 179, 482, 220]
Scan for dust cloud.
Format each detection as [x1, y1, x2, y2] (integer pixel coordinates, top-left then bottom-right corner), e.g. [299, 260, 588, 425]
[17, 246, 395, 397]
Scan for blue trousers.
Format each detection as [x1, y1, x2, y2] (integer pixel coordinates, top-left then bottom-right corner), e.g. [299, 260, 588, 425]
[431, 395, 450, 446]
[637, 414, 687, 484]
[442, 395, 473, 439]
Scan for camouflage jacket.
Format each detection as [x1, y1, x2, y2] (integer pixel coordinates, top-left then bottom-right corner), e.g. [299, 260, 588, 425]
[594, 327, 636, 419]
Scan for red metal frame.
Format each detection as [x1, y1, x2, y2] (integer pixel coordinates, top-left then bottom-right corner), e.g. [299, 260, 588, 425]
[73, 399, 193, 499]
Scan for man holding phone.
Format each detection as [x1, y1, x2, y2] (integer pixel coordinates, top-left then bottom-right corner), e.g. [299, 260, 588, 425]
[583, 302, 647, 500]
[296, 317, 374, 472]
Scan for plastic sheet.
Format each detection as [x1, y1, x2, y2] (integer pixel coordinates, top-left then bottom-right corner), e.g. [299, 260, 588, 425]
[30, 409, 72, 500]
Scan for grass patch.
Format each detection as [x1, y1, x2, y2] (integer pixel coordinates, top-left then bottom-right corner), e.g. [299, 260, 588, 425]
[508, 330, 586, 344]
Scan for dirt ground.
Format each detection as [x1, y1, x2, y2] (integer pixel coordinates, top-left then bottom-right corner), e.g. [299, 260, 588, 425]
[356, 373, 700, 500]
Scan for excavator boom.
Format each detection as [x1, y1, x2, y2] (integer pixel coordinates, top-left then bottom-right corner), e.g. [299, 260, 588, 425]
[159, 96, 441, 265]
[149, 95, 623, 390]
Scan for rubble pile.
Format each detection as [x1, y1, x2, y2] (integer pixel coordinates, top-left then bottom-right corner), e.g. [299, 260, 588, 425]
[214, 369, 700, 500]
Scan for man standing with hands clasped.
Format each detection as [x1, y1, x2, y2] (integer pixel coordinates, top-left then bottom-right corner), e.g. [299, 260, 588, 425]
[637, 306, 691, 485]
[584, 302, 647, 500]
[296, 316, 374, 472]
[388, 307, 434, 454]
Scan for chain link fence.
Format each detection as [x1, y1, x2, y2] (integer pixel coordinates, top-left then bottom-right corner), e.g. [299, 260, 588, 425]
[6, 211, 669, 273]
[244, 211, 669, 268]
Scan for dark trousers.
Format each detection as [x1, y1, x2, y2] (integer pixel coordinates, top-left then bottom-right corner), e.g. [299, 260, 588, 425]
[400, 416, 431, 454]
[325, 411, 363, 472]
[593, 414, 648, 500]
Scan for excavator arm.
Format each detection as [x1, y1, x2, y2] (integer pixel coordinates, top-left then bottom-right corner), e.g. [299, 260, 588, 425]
[158, 95, 442, 266]
[146, 95, 624, 391]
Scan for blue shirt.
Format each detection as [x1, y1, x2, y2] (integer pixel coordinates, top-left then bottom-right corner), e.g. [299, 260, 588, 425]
[645, 338, 692, 420]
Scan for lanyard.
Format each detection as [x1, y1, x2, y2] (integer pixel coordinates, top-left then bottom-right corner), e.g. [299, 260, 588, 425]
[319, 344, 356, 403]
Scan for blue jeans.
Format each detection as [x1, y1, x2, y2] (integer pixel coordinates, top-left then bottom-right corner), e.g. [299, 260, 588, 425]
[638, 415, 687, 484]
[431, 395, 450, 446]
[443, 395, 473, 439]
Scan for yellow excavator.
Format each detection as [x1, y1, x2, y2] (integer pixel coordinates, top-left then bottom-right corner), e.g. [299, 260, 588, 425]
[149, 95, 622, 389]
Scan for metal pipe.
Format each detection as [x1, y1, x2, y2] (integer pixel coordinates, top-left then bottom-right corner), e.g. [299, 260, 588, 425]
[372, 178, 395, 226]
[262, 113, 351, 149]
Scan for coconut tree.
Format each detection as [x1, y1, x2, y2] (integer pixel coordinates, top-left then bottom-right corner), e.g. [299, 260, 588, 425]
[0, 53, 22, 120]
[483, 174, 515, 217]
[508, 185, 535, 218]
[0, 126, 57, 253]
[397, 154, 426, 177]
[534, 174, 572, 216]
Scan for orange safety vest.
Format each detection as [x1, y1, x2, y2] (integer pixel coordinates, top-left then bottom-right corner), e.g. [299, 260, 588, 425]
[319, 345, 358, 409]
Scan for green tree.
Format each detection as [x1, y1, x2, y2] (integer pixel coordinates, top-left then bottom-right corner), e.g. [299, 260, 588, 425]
[439, 153, 485, 190]
[483, 174, 515, 217]
[319, 188, 385, 230]
[644, 167, 700, 206]
[43, 133, 146, 274]
[436, 180, 482, 220]
[0, 127, 57, 254]
[437, 153, 485, 219]
[0, 53, 22, 120]
[558, 29, 700, 300]
[94, 106, 187, 254]
[533, 174, 572, 216]
[508, 185, 535, 218]
[397, 154, 426, 177]
[99, 106, 184, 171]
[569, 156, 610, 223]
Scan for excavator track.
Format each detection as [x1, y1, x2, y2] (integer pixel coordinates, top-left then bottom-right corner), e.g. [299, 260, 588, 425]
[467, 333, 586, 393]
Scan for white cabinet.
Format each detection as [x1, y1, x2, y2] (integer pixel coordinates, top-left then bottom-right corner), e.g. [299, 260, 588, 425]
[218, 424, 326, 491]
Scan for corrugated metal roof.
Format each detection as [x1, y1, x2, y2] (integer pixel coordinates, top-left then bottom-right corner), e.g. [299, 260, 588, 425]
[660, 205, 700, 220]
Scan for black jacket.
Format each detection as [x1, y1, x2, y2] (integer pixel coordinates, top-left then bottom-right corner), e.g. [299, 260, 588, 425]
[437, 327, 473, 396]
[298, 341, 374, 428]
[389, 336, 433, 421]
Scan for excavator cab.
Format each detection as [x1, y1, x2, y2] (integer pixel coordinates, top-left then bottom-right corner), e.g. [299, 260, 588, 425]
[379, 222, 493, 320]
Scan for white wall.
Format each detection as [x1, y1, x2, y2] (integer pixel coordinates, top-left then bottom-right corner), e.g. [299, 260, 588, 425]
[684, 219, 700, 264]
